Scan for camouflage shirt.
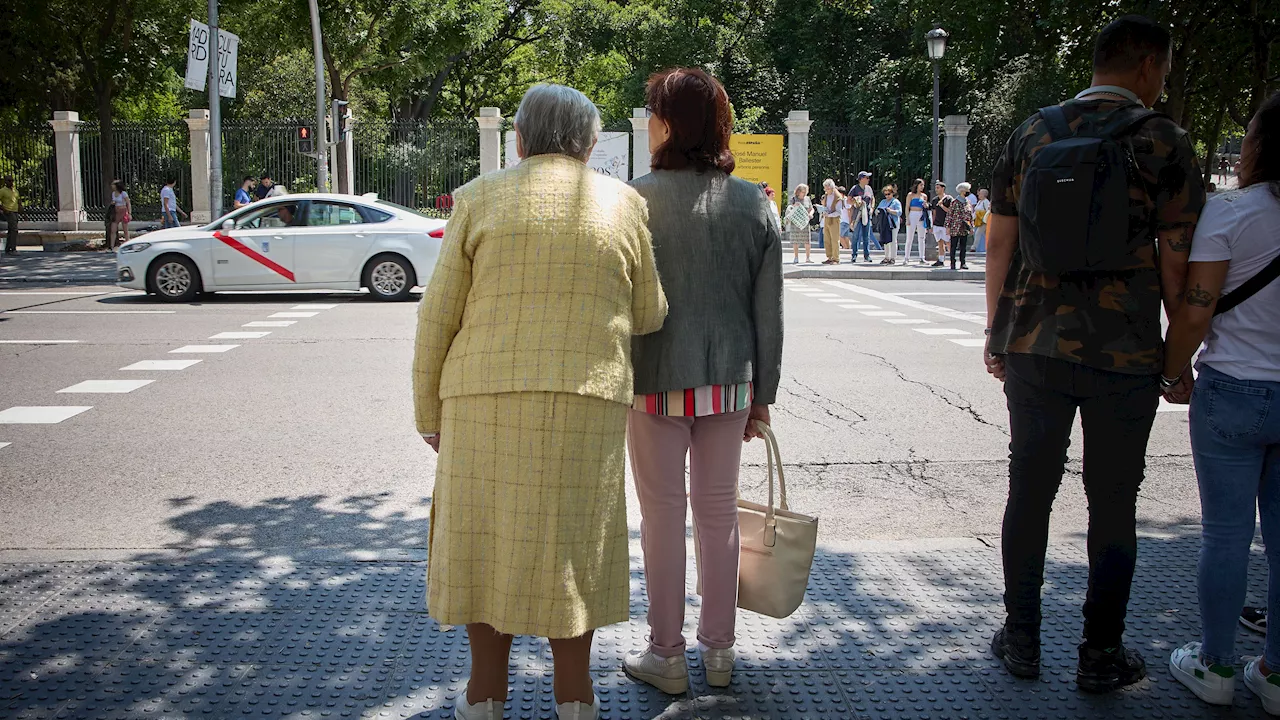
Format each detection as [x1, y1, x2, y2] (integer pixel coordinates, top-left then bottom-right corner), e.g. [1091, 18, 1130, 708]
[988, 98, 1206, 374]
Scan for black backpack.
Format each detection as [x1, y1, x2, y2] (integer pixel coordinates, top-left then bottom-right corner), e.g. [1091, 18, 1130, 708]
[1018, 104, 1162, 274]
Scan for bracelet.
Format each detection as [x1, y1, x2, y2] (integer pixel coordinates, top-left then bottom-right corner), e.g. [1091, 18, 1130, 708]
[1159, 375, 1180, 389]
[983, 328, 992, 336]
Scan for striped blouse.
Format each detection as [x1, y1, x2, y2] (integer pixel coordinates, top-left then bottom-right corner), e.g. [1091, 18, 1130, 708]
[634, 382, 754, 417]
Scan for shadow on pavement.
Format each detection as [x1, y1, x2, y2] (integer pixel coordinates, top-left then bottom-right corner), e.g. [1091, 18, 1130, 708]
[0, 495, 1269, 719]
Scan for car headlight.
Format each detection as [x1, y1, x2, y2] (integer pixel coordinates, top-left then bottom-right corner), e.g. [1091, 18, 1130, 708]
[120, 242, 151, 253]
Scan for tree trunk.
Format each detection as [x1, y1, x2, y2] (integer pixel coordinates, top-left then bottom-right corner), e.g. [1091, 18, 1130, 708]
[1201, 99, 1227, 188]
[417, 63, 454, 121]
[1246, 0, 1272, 119]
[96, 82, 115, 215]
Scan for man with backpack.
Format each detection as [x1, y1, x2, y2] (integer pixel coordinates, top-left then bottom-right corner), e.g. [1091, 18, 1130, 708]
[983, 15, 1206, 693]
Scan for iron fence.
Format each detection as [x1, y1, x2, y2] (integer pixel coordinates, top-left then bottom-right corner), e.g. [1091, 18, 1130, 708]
[79, 121, 192, 223]
[353, 119, 479, 217]
[222, 119, 321, 206]
[0, 123, 58, 221]
[809, 124, 931, 196]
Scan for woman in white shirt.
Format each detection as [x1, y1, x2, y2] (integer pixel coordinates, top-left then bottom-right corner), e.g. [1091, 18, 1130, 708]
[973, 189, 992, 253]
[108, 180, 131, 250]
[1163, 91, 1280, 712]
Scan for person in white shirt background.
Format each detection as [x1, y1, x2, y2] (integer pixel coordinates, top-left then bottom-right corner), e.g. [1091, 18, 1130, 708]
[160, 178, 187, 229]
[974, 188, 992, 253]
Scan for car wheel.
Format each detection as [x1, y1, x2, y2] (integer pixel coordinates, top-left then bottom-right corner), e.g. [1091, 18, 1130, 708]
[363, 254, 416, 301]
[148, 254, 201, 302]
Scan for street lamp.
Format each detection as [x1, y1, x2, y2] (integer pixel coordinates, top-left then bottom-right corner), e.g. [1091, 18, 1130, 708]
[926, 27, 948, 193]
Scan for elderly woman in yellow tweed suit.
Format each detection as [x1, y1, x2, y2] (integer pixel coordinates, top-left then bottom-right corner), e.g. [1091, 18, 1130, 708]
[412, 84, 667, 720]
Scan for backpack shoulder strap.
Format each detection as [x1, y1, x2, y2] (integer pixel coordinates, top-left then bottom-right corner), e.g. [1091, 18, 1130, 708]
[1215, 251, 1280, 316]
[1039, 105, 1071, 142]
[1097, 107, 1165, 139]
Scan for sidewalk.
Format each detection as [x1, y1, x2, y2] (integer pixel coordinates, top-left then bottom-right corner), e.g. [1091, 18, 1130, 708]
[0, 251, 117, 284]
[1, 532, 1264, 719]
[783, 253, 985, 281]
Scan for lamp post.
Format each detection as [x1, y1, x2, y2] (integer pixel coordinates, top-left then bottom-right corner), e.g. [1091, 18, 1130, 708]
[926, 27, 949, 193]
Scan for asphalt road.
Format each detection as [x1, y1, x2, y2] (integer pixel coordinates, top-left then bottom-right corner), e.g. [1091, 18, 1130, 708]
[0, 278, 1199, 558]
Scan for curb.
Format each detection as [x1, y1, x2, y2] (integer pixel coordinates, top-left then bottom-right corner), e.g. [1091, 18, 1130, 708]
[784, 268, 985, 281]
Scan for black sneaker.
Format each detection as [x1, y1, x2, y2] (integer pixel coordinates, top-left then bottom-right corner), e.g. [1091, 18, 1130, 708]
[1077, 643, 1147, 693]
[1241, 606, 1267, 635]
[931, 260, 944, 267]
[991, 627, 1040, 678]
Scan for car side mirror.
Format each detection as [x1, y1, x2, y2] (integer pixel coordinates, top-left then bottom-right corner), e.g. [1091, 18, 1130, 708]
[221, 219, 236, 231]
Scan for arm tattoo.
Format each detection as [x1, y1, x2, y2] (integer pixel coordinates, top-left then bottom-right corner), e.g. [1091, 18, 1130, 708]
[1165, 227, 1193, 253]
[1185, 284, 1214, 308]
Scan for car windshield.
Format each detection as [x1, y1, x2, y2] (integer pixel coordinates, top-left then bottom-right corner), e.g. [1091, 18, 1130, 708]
[375, 200, 431, 220]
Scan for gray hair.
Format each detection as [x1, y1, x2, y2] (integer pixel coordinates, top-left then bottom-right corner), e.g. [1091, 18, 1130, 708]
[956, 181, 972, 194]
[514, 84, 602, 162]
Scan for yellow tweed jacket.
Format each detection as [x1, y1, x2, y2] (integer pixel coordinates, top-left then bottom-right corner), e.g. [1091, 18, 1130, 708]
[413, 154, 668, 433]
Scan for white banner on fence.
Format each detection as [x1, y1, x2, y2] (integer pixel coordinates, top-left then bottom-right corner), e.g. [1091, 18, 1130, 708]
[183, 19, 239, 98]
[504, 131, 630, 179]
[183, 19, 210, 91]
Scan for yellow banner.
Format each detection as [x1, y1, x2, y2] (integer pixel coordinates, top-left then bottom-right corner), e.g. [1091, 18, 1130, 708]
[730, 134, 784, 210]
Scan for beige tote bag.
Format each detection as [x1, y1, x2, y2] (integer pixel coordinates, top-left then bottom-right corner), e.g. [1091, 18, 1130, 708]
[695, 421, 818, 619]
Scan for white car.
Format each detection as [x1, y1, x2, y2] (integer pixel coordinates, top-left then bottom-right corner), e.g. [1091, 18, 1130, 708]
[116, 193, 446, 302]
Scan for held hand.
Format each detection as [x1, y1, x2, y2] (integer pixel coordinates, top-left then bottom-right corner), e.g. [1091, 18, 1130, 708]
[744, 404, 770, 442]
[423, 434, 441, 452]
[984, 344, 1007, 382]
[1162, 367, 1194, 405]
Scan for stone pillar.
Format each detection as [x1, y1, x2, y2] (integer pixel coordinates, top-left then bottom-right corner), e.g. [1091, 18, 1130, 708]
[476, 108, 503, 175]
[942, 114, 972, 195]
[186, 110, 212, 224]
[784, 110, 813, 194]
[630, 108, 651, 179]
[338, 116, 356, 194]
[48, 111, 85, 231]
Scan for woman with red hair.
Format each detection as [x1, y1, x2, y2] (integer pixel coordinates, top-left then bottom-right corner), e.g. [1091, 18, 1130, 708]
[624, 67, 784, 694]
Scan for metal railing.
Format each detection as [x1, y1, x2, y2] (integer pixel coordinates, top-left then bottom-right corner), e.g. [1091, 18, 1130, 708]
[0, 123, 58, 221]
[352, 119, 479, 216]
[222, 118, 321, 203]
[809, 124, 931, 194]
[79, 121, 193, 223]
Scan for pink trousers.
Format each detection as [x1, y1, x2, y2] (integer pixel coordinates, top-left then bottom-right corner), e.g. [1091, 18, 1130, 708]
[627, 408, 749, 657]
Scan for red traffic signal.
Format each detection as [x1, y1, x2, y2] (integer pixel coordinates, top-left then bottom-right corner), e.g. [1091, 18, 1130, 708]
[297, 126, 314, 154]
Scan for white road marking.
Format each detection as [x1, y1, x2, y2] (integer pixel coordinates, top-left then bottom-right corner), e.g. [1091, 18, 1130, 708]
[0, 442, 9, 449]
[58, 379, 155, 394]
[210, 331, 271, 339]
[861, 311, 906, 317]
[884, 319, 932, 325]
[121, 360, 202, 371]
[0, 291, 110, 296]
[820, 298, 853, 303]
[837, 304, 880, 310]
[269, 312, 319, 318]
[0, 340, 80, 344]
[170, 345, 239, 353]
[243, 321, 296, 327]
[949, 338, 989, 347]
[0, 406, 93, 424]
[891, 292, 986, 296]
[914, 328, 970, 336]
[291, 304, 339, 309]
[823, 281, 987, 326]
[1158, 399, 1189, 413]
[4, 310, 176, 315]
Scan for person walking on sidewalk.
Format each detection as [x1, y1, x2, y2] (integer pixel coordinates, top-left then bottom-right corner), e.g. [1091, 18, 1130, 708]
[902, 178, 929, 264]
[412, 83, 668, 720]
[929, 182, 952, 267]
[1165, 90, 1280, 713]
[234, 177, 255, 209]
[786, 184, 814, 264]
[160, 178, 187, 229]
[850, 171, 876, 262]
[821, 179, 841, 264]
[0, 176, 19, 256]
[875, 185, 901, 264]
[983, 15, 1206, 694]
[947, 182, 975, 270]
[624, 67, 783, 697]
[974, 188, 992, 253]
[107, 180, 132, 250]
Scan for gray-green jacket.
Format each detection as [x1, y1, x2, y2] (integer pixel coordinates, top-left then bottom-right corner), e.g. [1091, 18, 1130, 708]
[629, 168, 784, 404]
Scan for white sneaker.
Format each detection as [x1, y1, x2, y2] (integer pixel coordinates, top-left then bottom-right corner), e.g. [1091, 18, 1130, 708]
[454, 689, 504, 720]
[622, 648, 689, 694]
[701, 646, 735, 688]
[1246, 658, 1280, 715]
[1169, 642, 1235, 705]
[555, 695, 600, 720]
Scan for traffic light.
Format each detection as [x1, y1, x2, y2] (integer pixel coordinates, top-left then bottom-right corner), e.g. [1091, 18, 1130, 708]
[332, 99, 351, 141]
[297, 126, 314, 154]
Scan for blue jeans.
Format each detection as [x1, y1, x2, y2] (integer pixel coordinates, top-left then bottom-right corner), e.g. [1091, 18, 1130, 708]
[1193, 364, 1280, 666]
[975, 225, 987, 253]
[852, 220, 874, 259]
[162, 211, 180, 228]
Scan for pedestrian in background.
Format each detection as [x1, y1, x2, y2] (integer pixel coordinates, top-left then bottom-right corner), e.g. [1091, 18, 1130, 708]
[929, 181, 952, 267]
[625, 66, 782, 696]
[412, 83, 667, 720]
[0, 176, 19, 256]
[837, 185, 853, 253]
[809, 187, 824, 256]
[234, 177, 255, 209]
[974, 188, 992, 253]
[876, 184, 901, 265]
[947, 182, 975, 270]
[764, 186, 781, 232]
[984, 15, 1205, 694]
[821, 179, 841, 264]
[160, 178, 187, 229]
[786, 184, 814, 264]
[850, 171, 876, 261]
[1164, 90, 1280, 712]
[108, 180, 131, 250]
[902, 178, 929, 264]
[254, 175, 274, 201]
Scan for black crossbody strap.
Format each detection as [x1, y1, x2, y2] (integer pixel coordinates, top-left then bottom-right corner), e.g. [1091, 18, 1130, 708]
[1215, 251, 1280, 316]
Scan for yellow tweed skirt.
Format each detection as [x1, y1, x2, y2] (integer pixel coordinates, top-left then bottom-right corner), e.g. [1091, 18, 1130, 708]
[428, 391, 631, 638]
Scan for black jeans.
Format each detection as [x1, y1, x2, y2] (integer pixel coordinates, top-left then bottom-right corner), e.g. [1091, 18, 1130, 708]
[1001, 353, 1160, 648]
[949, 232, 968, 267]
[3, 211, 16, 253]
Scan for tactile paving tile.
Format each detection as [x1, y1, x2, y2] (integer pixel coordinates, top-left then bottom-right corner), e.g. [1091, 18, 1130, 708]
[218, 661, 395, 717]
[839, 667, 1003, 720]
[253, 609, 417, 666]
[687, 670, 850, 719]
[1, 656, 101, 720]
[115, 609, 279, 666]
[51, 661, 244, 719]
[810, 613, 1004, 670]
[0, 565, 89, 635]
